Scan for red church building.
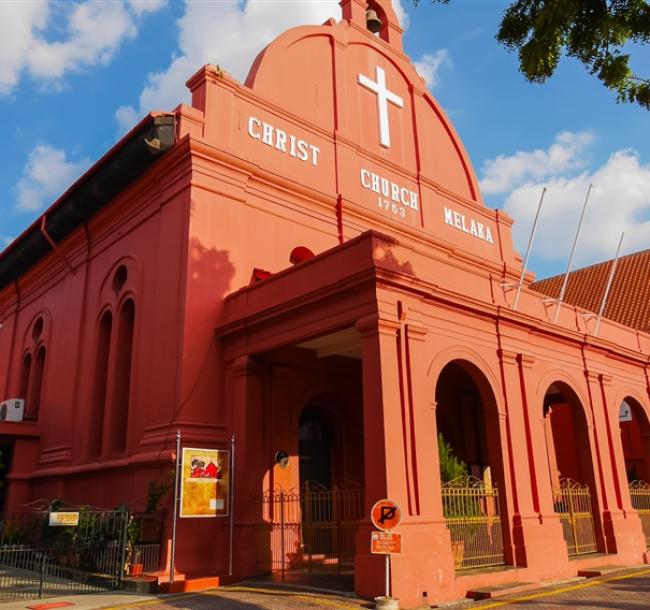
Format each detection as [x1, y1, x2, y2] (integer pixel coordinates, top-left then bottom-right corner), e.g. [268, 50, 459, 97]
[1, 1, 649, 606]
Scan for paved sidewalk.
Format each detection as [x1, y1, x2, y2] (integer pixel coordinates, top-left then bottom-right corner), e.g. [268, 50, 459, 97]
[457, 566, 650, 609]
[1, 567, 649, 610]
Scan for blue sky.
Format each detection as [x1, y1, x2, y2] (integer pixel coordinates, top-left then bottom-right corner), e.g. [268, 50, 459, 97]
[0, 0, 648, 279]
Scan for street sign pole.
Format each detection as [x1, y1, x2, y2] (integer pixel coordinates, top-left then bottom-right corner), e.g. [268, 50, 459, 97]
[170, 429, 181, 584]
[385, 554, 390, 598]
[370, 499, 402, 601]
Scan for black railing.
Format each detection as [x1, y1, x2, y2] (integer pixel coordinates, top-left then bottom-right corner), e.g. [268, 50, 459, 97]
[0, 508, 164, 602]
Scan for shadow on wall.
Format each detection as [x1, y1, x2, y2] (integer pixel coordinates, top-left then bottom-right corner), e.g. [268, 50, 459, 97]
[374, 242, 415, 277]
[189, 238, 236, 307]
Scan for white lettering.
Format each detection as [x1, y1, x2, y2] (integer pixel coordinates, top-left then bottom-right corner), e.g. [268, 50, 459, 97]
[297, 139, 309, 161]
[310, 145, 320, 167]
[248, 117, 261, 140]
[262, 123, 274, 146]
[359, 167, 418, 221]
[371, 173, 380, 194]
[275, 129, 287, 152]
[247, 116, 320, 167]
[443, 207, 495, 245]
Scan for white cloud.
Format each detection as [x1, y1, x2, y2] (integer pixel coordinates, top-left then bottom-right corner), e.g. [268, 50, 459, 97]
[15, 145, 91, 213]
[127, 0, 167, 16]
[0, 2, 48, 95]
[480, 131, 594, 195]
[0, 0, 165, 96]
[413, 50, 449, 90]
[1, 237, 14, 248]
[491, 136, 650, 266]
[116, 0, 408, 132]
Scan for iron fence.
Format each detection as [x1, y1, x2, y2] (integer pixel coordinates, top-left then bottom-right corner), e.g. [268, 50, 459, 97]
[255, 482, 364, 577]
[553, 478, 598, 556]
[0, 508, 164, 602]
[629, 480, 650, 547]
[441, 476, 505, 570]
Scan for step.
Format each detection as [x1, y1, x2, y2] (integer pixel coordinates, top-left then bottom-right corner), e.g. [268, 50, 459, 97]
[577, 565, 634, 578]
[466, 581, 539, 600]
[158, 575, 221, 594]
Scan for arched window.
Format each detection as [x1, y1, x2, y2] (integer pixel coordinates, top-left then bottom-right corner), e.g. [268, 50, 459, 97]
[89, 312, 112, 457]
[17, 315, 48, 420]
[108, 299, 135, 453]
[27, 346, 46, 420]
[19, 353, 32, 404]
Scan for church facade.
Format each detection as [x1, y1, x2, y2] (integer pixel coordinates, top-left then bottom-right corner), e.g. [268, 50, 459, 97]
[1, 1, 649, 606]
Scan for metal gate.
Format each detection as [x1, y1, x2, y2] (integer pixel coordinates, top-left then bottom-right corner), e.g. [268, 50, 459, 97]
[441, 476, 505, 570]
[255, 483, 364, 576]
[553, 479, 598, 556]
[0, 507, 130, 602]
[629, 480, 650, 546]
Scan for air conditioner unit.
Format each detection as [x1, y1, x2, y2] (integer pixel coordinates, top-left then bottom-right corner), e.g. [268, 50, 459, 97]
[0, 399, 25, 422]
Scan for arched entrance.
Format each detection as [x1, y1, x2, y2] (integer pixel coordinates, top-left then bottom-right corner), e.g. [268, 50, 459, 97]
[618, 397, 650, 547]
[299, 406, 334, 490]
[435, 360, 506, 570]
[543, 382, 599, 556]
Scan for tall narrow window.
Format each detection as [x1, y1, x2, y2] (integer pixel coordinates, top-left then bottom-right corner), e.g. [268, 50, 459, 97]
[27, 347, 46, 420]
[89, 312, 112, 457]
[109, 300, 135, 453]
[19, 354, 32, 405]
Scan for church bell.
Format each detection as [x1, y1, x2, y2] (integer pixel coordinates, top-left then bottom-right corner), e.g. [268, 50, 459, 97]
[365, 9, 382, 33]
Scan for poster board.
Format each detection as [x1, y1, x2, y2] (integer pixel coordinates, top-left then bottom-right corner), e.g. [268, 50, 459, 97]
[180, 447, 230, 518]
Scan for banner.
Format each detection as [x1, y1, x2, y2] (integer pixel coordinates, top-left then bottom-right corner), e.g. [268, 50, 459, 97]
[180, 447, 230, 518]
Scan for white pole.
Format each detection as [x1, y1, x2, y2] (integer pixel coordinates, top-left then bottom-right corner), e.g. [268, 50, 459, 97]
[513, 187, 547, 310]
[554, 183, 593, 323]
[169, 430, 181, 584]
[229, 434, 235, 577]
[385, 554, 390, 598]
[594, 232, 624, 337]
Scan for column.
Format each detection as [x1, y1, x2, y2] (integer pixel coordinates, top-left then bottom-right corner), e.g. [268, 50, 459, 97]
[499, 350, 569, 576]
[590, 372, 646, 559]
[227, 355, 267, 579]
[354, 314, 455, 608]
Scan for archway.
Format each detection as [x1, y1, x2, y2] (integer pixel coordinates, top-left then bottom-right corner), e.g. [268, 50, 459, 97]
[618, 397, 650, 546]
[435, 360, 507, 570]
[299, 406, 334, 490]
[543, 382, 600, 555]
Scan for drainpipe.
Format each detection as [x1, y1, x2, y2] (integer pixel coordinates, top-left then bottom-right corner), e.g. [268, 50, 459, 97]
[40, 215, 75, 274]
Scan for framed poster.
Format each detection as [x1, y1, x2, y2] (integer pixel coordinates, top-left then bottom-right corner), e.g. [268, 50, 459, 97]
[180, 447, 230, 518]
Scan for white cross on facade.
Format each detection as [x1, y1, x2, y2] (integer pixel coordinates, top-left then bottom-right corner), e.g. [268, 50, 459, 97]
[358, 66, 403, 149]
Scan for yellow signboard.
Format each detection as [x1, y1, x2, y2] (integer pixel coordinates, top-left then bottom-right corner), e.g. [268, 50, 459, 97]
[180, 447, 229, 518]
[49, 511, 80, 526]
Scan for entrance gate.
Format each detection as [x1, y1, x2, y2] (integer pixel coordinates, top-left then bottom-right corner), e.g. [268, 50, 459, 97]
[629, 480, 650, 546]
[0, 507, 134, 602]
[441, 476, 505, 570]
[256, 483, 364, 577]
[553, 479, 598, 556]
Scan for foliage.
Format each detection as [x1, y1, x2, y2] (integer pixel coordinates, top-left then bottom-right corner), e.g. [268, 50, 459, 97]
[415, 0, 650, 109]
[146, 470, 175, 514]
[438, 433, 468, 483]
